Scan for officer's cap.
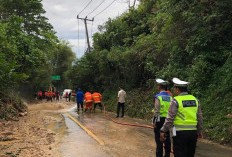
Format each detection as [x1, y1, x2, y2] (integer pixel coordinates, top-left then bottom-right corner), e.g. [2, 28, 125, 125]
[172, 78, 189, 87]
[156, 78, 168, 85]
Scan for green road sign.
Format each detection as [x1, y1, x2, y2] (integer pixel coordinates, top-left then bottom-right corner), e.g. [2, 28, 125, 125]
[51, 75, 60, 80]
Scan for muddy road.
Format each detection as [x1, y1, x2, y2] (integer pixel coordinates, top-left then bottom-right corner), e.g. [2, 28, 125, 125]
[0, 100, 232, 157]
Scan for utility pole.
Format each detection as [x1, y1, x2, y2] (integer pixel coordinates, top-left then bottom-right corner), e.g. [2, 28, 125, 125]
[128, 0, 130, 9]
[132, 0, 136, 8]
[77, 16, 94, 53]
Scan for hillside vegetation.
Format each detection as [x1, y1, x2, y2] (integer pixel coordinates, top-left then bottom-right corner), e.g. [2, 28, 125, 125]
[0, 0, 231, 145]
[0, 0, 75, 119]
[69, 0, 232, 144]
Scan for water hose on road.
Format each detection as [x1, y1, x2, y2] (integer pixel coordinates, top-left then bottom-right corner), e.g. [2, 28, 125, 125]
[102, 103, 174, 153]
[102, 103, 154, 129]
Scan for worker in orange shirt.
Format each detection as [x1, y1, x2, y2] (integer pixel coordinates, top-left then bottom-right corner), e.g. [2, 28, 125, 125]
[38, 91, 42, 100]
[48, 91, 53, 102]
[92, 91, 103, 112]
[84, 91, 93, 112]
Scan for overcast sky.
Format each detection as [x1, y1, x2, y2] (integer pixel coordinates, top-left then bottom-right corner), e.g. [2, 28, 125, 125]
[42, 0, 139, 58]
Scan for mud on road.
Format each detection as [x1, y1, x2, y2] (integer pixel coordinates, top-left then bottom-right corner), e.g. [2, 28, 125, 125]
[1, 100, 232, 157]
[0, 100, 73, 157]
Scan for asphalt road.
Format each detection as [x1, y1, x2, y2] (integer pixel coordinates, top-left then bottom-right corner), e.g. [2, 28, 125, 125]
[59, 105, 232, 157]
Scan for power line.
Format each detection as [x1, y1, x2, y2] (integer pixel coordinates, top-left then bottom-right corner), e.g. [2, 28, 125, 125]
[90, 21, 94, 46]
[77, 0, 93, 16]
[86, 0, 107, 17]
[78, 19, 80, 54]
[77, 17, 94, 53]
[93, 0, 117, 18]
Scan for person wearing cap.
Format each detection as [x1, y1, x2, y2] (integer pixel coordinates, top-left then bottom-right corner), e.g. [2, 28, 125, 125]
[116, 87, 127, 118]
[160, 78, 203, 157]
[76, 88, 84, 112]
[153, 79, 172, 157]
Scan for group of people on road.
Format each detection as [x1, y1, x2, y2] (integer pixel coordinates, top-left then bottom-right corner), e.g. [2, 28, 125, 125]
[75, 88, 103, 113]
[36, 77, 202, 157]
[75, 87, 127, 117]
[153, 78, 203, 157]
[36, 91, 60, 101]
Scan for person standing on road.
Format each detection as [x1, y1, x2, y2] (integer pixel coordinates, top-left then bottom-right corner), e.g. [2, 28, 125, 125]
[76, 88, 84, 112]
[160, 78, 203, 157]
[92, 91, 103, 112]
[153, 79, 172, 157]
[38, 91, 42, 100]
[116, 87, 127, 118]
[65, 92, 68, 102]
[55, 91, 60, 101]
[84, 91, 93, 112]
[68, 92, 71, 102]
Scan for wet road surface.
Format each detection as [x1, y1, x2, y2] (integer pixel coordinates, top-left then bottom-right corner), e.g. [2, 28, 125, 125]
[60, 114, 109, 157]
[59, 105, 232, 157]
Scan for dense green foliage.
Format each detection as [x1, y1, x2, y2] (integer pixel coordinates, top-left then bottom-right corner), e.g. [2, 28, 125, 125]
[69, 0, 232, 144]
[0, 0, 231, 145]
[0, 0, 75, 119]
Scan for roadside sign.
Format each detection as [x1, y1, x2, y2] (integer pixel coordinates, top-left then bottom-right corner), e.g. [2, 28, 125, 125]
[51, 75, 60, 80]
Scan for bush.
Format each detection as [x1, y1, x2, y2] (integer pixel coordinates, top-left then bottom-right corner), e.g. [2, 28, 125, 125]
[0, 91, 27, 120]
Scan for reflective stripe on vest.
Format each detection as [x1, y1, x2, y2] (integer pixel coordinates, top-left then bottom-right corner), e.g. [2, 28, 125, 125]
[85, 94, 93, 103]
[93, 96, 101, 103]
[92, 93, 102, 103]
[174, 95, 198, 131]
[157, 95, 172, 118]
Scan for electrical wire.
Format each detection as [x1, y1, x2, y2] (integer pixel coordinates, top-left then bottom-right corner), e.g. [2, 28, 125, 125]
[90, 21, 94, 46]
[86, 0, 107, 17]
[93, 0, 117, 18]
[77, 0, 93, 16]
[78, 19, 80, 54]
[84, 28, 87, 53]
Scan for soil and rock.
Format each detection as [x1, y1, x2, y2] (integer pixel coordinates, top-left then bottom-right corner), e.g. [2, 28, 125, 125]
[1, 99, 232, 157]
[0, 100, 73, 157]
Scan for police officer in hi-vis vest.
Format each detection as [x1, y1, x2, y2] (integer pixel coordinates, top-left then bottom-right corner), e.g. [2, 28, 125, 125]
[153, 79, 172, 157]
[160, 78, 203, 157]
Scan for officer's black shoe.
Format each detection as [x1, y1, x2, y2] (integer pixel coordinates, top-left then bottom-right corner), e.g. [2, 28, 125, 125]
[121, 116, 124, 118]
[116, 116, 119, 118]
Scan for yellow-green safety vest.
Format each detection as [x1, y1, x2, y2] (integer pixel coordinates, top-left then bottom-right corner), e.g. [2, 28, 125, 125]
[174, 95, 198, 131]
[157, 95, 172, 118]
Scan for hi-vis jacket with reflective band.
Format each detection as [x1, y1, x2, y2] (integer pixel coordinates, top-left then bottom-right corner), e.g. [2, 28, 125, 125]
[174, 95, 198, 131]
[156, 92, 172, 118]
[92, 92, 102, 103]
[84, 92, 93, 103]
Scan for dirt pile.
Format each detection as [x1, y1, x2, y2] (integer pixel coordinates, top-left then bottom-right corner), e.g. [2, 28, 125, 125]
[0, 100, 74, 157]
[0, 95, 27, 121]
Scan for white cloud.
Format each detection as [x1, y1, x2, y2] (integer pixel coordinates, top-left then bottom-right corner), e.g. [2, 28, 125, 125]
[42, 0, 137, 58]
[68, 38, 90, 58]
[71, 24, 86, 31]
[53, 5, 68, 12]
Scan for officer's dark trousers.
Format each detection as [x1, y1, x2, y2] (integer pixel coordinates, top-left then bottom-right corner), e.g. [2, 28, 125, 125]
[154, 117, 171, 157]
[94, 103, 103, 110]
[117, 102, 124, 117]
[173, 130, 197, 157]
[77, 102, 83, 110]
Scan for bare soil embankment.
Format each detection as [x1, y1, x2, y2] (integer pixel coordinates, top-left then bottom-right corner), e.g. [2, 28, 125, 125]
[0, 100, 73, 157]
